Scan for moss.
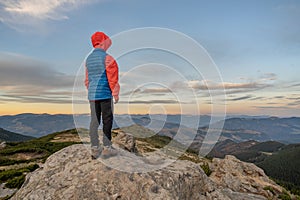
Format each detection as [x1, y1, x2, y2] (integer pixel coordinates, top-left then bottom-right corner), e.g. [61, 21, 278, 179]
[263, 186, 275, 195]
[178, 154, 203, 163]
[278, 190, 292, 200]
[5, 174, 25, 189]
[0, 158, 28, 166]
[0, 163, 39, 185]
[0, 129, 83, 189]
[200, 162, 212, 176]
[0, 170, 23, 182]
[0, 164, 39, 190]
[25, 163, 39, 172]
[0, 140, 80, 166]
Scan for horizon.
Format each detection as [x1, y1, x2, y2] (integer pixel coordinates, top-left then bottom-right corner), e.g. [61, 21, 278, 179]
[0, 112, 299, 118]
[0, 1, 299, 116]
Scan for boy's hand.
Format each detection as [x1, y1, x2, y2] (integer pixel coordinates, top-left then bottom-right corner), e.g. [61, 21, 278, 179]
[114, 96, 119, 104]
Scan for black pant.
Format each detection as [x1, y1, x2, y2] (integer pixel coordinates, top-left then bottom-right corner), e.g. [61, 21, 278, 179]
[89, 98, 113, 147]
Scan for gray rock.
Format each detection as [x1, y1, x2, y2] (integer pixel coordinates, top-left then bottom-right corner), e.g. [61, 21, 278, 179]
[0, 183, 17, 199]
[210, 155, 282, 199]
[12, 144, 217, 200]
[221, 188, 267, 200]
[0, 141, 6, 149]
[112, 130, 136, 153]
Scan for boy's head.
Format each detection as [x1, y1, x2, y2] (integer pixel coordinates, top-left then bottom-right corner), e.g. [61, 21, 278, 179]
[91, 32, 112, 50]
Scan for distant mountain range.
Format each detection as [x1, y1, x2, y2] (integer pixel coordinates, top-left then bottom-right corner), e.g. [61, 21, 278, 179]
[216, 117, 300, 142]
[0, 113, 214, 137]
[212, 117, 300, 143]
[0, 113, 76, 138]
[156, 117, 300, 146]
[133, 116, 300, 144]
[0, 113, 299, 144]
[0, 128, 35, 142]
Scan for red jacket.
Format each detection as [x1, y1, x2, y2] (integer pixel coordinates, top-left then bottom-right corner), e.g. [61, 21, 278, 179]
[85, 32, 120, 99]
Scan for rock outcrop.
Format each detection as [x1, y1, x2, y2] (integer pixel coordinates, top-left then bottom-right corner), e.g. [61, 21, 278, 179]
[112, 130, 137, 153]
[0, 183, 17, 199]
[210, 155, 283, 199]
[0, 141, 6, 149]
[12, 144, 213, 199]
[12, 131, 285, 200]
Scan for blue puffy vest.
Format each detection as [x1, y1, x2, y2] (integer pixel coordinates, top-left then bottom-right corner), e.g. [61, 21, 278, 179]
[86, 48, 112, 100]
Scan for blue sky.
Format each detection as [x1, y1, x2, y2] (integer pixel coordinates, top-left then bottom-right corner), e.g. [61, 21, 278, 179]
[0, 0, 299, 116]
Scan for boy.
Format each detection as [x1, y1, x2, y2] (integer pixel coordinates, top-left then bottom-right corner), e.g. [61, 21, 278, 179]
[85, 31, 120, 159]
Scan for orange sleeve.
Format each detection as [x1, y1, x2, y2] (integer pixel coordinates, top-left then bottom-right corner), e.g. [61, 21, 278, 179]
[84, 64, 89, 89]
[105, 55, 120, 97]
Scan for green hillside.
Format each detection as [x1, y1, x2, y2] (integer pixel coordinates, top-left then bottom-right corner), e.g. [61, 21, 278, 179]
[0, 129, 81, 167]
[257, 144, 300, 195]
[0, 129, 82, 199]
[0, 128, 35, 142]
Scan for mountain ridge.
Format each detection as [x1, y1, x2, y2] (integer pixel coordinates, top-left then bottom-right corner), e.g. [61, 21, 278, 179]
[0, 128, 35, 142]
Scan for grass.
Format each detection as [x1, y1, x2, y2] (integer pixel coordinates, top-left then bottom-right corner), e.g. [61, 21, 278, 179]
[0, 163, 39, 189]
[0, 169, 23, 182]
[274, 179, 300, 196]
[278, 190, 292, 200]
[5, 174, 25, 189]
[263, 186, 275, 195]
[200, 162, 212, 176]
[0, 129, 81, 192]
[0, 129, 81, 166]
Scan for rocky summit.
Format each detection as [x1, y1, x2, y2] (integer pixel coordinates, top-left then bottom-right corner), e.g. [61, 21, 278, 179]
[12, 131, 286, 200]
[210, 155, 283, 199]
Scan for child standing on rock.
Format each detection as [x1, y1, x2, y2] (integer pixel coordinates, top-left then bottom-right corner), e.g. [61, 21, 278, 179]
[85, 31, 120, 159]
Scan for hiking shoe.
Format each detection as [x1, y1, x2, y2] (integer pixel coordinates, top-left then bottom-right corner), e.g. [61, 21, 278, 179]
[91, 146, 102, 159]
[101, 146, 118, 159]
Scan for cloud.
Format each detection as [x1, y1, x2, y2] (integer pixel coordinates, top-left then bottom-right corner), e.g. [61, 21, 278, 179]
[259, 73, 277, 81]
[0, 52, 74, 103]
[290, 83, 300, 87]
[266, 102, 279, 105]
[0, 53, 74, 88]
[0, 0, 98, 31]
[287, 100, 300, 106]
[119, 99, 187, 104]
[274, 96, 285, 99]
[287, 97, 300, 100]
[251, 93, 300, 109]
[184, 72, 277, 99]
[187, 80, 271, 91]
[286, 95, 300, 106]
[250, 96, 266, 101]
[122, 87, 172, 96]
[141, 88, 171, 93]
[228, 95, 254, 101]
[253, 106, 292, 110]
[0, 94, 71, 104]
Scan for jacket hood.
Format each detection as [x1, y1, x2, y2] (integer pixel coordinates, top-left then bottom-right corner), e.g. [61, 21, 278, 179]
[91, 32, 112, 50]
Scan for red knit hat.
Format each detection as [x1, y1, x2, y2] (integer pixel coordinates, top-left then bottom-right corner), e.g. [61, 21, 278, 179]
[91, 32, 112, 50]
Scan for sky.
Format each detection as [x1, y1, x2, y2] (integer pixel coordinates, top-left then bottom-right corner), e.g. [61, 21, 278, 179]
[0, 0, 299, 116]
